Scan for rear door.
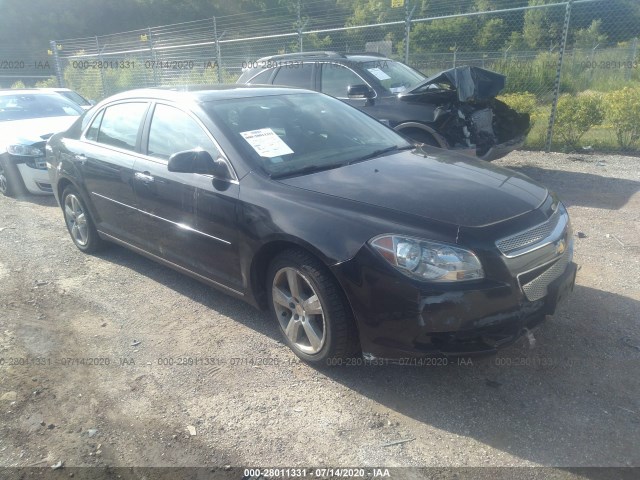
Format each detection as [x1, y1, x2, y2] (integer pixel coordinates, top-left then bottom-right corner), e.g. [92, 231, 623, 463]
[270, 62, 315, 90]
[77, 101, 149, 244]
[134, 102, 242, 289]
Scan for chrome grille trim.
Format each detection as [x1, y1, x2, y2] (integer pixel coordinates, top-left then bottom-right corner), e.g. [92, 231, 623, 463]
[496, 205, 567, 257]
[519, 248, 571, 302]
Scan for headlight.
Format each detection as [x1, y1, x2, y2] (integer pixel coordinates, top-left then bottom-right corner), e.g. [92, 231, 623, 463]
[7, 144, 43, 157]
[370, 234, 484, 282]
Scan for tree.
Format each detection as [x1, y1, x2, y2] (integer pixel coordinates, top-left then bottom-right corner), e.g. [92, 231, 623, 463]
[523, 0, 562, 50]
[573, 20, 608, 49]
[504, 31, 528, 51]
[412, 16, 477, 53]
[475, 18, 507, 50]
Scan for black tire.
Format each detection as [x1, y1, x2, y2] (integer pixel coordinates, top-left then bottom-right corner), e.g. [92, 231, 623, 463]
[61, 185, 106, 253]
[0, 156, 26, 198]
[266, 249, 360, 365]
[404, 129, 440, 147]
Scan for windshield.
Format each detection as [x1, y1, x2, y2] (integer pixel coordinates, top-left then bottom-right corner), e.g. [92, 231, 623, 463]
[361, 60, 426, 94]
[204, 93, 411, 178]
[0, 93, 84, 122]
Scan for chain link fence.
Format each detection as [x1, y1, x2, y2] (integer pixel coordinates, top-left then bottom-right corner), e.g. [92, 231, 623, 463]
[2, 0, 639, 152]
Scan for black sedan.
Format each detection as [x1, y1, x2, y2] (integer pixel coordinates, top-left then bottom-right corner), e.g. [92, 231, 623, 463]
[46, 86, 576, 363]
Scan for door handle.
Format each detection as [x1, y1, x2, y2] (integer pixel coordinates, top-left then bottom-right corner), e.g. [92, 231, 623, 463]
[135, 172, 155, 184]
[74, 154, 87, 165]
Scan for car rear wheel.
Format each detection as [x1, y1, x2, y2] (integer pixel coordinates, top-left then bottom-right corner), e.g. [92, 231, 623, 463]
[62, 186, 105, 253]
[0, 157, 26, 198]
[267, 249, 359, 364]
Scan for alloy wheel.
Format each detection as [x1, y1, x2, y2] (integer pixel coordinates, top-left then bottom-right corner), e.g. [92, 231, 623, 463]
[272, 267, 326, 355]
[64, 194, 89, 246]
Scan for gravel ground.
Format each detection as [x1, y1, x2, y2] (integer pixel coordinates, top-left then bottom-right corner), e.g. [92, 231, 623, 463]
[0, 151, 638, 475]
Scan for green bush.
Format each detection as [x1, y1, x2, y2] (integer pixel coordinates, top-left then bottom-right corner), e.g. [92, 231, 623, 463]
[497, 91, 540, 127]
[493, 51, 567, 99]
[63, 53, 107, 101]
[604, 86, 640, 150]
[554, 92, 605, 149]
[34, 77, 59, 88]
[10, 81, 26, 89]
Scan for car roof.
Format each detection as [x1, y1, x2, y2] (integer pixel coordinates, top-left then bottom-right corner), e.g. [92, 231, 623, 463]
[0, 89, 64, 96]
[254, 51, 391, 64]
[343, 54, 391, 62]
[98, 85, 316, 103]
[37, 87, 73, 92]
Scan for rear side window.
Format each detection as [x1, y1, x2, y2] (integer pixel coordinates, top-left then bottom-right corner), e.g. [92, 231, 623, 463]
[96, 102, 148, 151]
[85, 110, 104, 141]
[147, 104, 218, 160]
[272, 63, 313, 89]
[321, 64, 364, 98]
[248, 68, 275, 84]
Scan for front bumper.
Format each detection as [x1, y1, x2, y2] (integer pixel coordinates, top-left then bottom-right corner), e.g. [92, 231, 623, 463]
[478, 134, 526, 162]
[16, 163, 53, 195]
[1, 151, 53, 195]
[333, 245, 576, 359]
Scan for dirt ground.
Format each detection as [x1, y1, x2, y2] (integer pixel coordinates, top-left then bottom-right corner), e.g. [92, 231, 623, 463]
[0, 151, 638, 476]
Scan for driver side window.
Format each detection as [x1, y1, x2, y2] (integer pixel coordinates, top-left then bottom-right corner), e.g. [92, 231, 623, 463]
[147, 104, 218, 160]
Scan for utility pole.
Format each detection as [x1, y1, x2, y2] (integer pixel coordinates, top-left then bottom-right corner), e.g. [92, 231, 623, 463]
[545, 0, 573, 153]
[404, 2, 416, 64]
[146, 28, 159, 87]
[626, 37, 638, 81]
[296, 0, 308, 52]
[49, 41, 63, 87]
[213, 17, 224, 84]
[95, 36, 107, 96]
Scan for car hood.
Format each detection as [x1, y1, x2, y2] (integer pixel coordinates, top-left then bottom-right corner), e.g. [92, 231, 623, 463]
[0, 116, 78, 149]
[277, 148, 548, 228]
[405, 66, 506, 102]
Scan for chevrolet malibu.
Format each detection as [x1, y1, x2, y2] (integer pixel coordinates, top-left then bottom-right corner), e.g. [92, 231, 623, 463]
[46, 86, 576, 364]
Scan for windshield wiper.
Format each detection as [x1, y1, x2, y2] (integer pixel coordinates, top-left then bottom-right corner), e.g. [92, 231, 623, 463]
[270, 162, 345, 180]
[347, 145, 413, 165]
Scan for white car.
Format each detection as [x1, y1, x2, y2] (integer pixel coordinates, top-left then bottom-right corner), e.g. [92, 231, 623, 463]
[0, 90, 83, 196]
[38, 87, 95, 110]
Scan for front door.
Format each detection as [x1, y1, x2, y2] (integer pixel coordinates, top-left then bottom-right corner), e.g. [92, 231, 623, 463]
[133, 102, 242, 289]
[319, 63, 371, 109]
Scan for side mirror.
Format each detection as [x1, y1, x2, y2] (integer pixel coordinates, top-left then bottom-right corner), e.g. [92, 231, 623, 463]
[168, 149, 231, 179]
[347, 84, 375, 99]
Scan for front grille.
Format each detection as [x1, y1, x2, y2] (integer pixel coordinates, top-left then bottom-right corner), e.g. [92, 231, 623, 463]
[496, 207, 564, 256]
[519, 248, 571, 302]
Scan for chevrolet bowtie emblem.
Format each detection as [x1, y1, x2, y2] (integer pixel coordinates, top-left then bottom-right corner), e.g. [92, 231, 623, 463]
[555, 239, 566, 255]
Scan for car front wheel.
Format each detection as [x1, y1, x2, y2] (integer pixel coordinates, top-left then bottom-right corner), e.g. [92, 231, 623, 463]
[62, 186, 105, 253]
[267, 249, 359, 364]
[403, 129, 440, 147]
